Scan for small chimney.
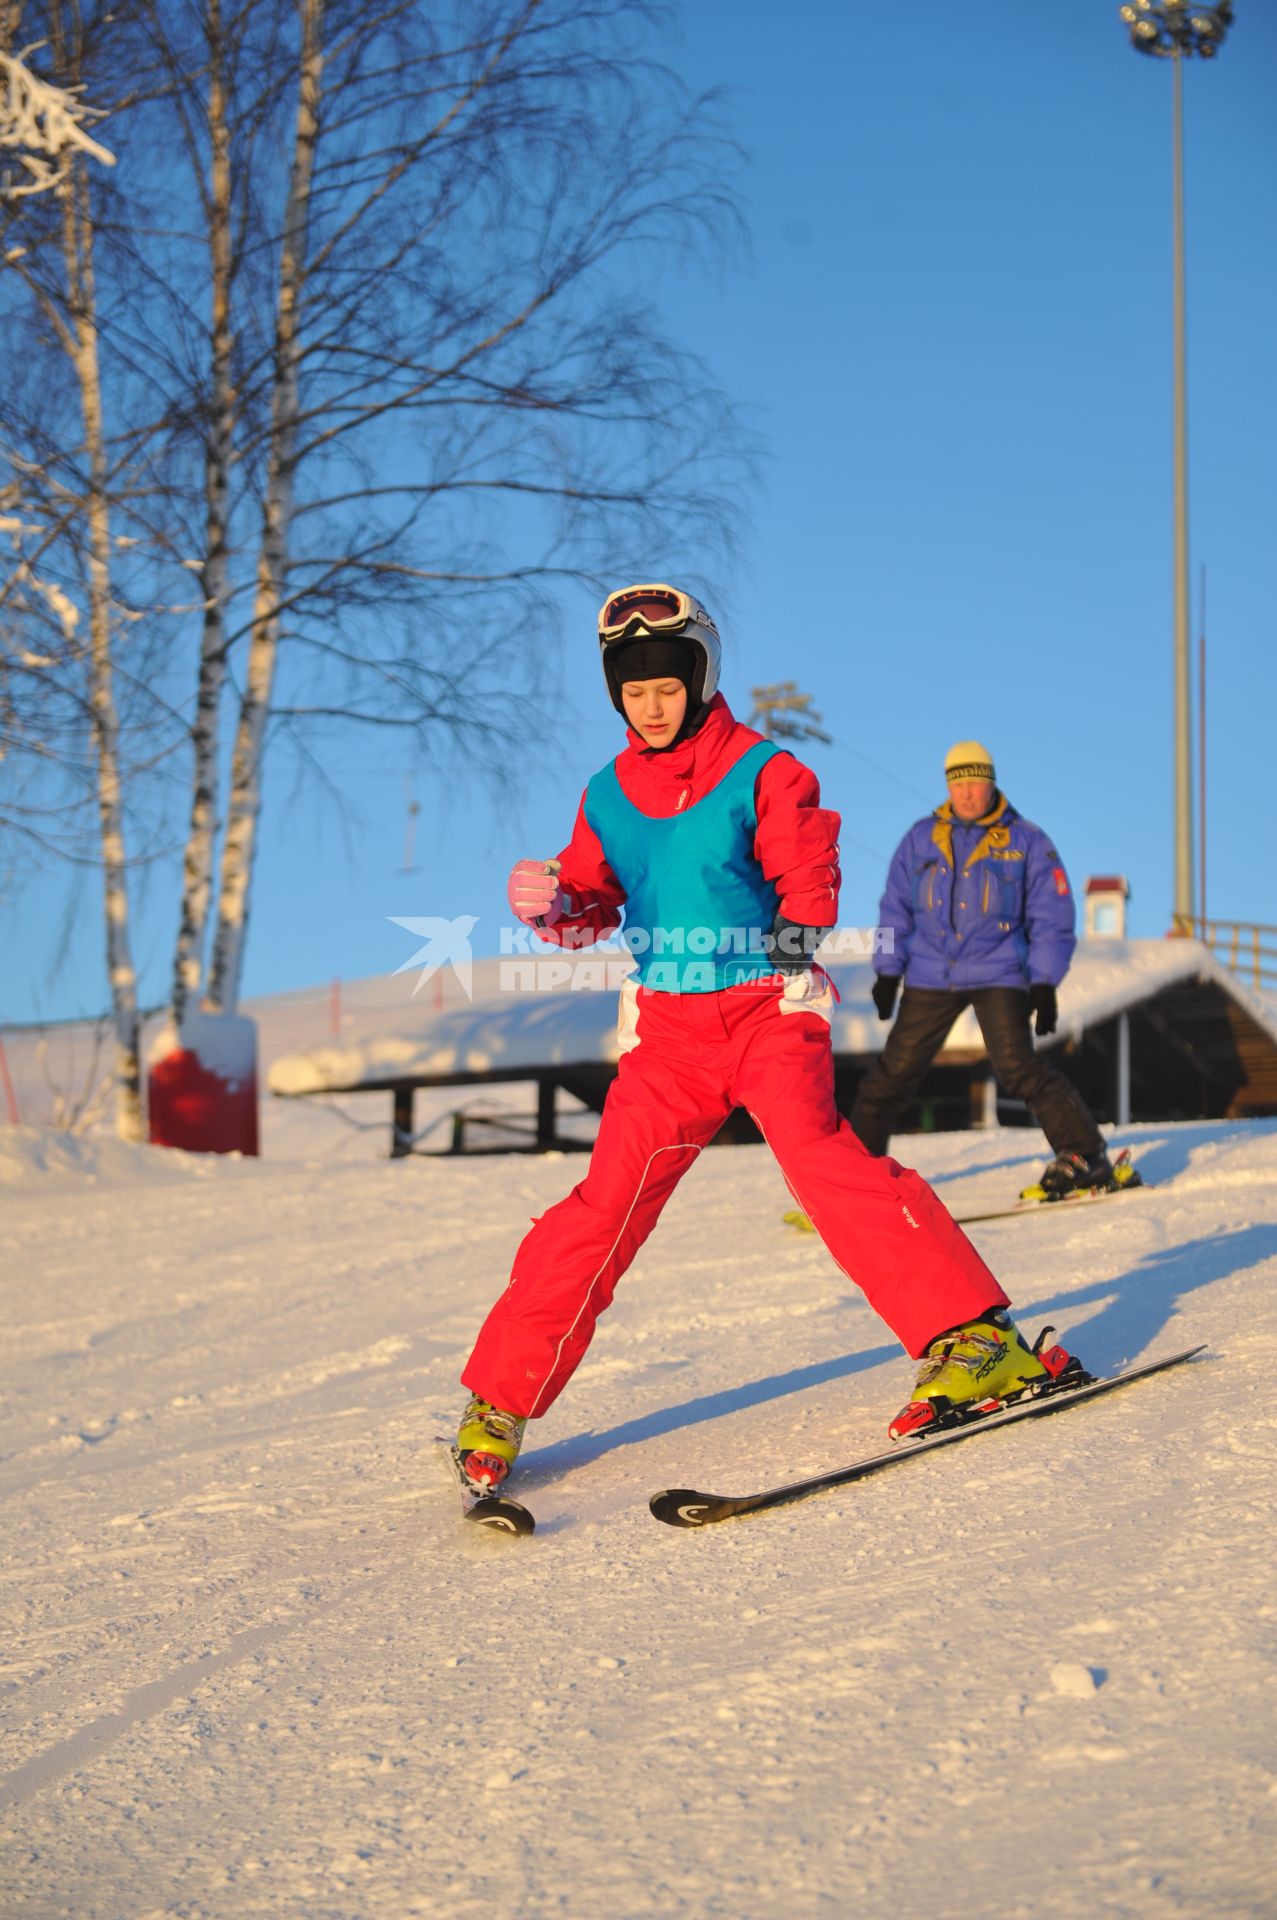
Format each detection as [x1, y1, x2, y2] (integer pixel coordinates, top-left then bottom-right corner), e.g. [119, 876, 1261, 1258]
[1085, 875, 1130, 939]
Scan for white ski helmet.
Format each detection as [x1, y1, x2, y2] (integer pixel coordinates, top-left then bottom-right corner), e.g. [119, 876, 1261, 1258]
[597, 583, 722, 716]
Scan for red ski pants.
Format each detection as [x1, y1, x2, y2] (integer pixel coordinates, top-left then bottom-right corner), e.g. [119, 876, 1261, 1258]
[462, 979, 1008, 1419]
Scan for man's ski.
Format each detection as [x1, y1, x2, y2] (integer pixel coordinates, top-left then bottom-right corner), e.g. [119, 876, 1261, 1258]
[786, 1184, 1145, 1233]
[438, 1440, 535, 1536]
[957, 1185, 1147, 1227]
[649, 1344, 1206, 1529]
[784, 1151, 1148, 1234]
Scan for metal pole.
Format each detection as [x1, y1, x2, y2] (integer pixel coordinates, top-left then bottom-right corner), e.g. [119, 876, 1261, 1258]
[0, 1035, 19, 1125]
[1198, 566, 1207, 932]
[1119, 3, 1231, 922]
[1116, 1011, 1131, 1127]
[1171, 50, 1195, 925]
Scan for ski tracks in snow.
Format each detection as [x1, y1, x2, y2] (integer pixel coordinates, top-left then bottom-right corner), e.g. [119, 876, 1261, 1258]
[2, 1118, 1277, 1917]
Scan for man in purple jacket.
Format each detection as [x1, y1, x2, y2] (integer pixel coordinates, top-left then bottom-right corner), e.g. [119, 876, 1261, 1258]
[851, 740, 1115, 1196]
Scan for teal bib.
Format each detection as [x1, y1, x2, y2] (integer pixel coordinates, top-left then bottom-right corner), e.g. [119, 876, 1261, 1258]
[584, 742, 781, 992]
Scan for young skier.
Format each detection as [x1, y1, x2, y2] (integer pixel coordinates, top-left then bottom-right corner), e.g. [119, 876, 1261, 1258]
[456, 585, 1076, 1488]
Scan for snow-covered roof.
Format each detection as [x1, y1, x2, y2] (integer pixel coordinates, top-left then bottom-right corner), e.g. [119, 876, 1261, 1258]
[1042, 937, 1277, 1053]
[268, 936, 1277, 1098]
[268, 951, 635, 1094]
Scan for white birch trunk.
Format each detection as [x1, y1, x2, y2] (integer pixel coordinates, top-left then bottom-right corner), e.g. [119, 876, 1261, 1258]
[61, 154, 143, 1140]
[170, 0, 235, 1026]
[205, 0, 324, 1016]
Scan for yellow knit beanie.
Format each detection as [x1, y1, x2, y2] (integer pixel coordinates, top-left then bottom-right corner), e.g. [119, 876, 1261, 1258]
[944, 740, 995, 784]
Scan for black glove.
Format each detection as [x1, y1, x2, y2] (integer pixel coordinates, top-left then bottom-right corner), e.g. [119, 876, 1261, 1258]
[766, 915, 824, 974]
[1029, 982, 1058, 1037]
[871, 973, 901, 1022]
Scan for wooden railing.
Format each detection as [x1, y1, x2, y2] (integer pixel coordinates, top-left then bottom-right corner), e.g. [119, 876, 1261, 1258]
[1173, 916, 1277, 992]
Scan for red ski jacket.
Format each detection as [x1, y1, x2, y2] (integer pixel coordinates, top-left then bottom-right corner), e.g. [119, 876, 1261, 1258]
[537, 695, 842, 948]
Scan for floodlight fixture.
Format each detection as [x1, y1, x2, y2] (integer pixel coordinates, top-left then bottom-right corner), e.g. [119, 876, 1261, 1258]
[1117, 1, 1233, 58]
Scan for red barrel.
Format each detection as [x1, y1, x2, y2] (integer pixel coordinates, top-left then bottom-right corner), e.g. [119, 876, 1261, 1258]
[147, 1011, 260, 1156]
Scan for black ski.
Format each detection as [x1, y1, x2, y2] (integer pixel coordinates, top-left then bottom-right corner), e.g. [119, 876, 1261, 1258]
[649, 1344, 1206, 1529]
[438, 1440, 535, 1536]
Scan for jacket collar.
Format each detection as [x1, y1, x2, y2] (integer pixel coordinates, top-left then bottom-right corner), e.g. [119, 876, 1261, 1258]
[931, 790, 1011, 870]
[622, 692, 736, 781]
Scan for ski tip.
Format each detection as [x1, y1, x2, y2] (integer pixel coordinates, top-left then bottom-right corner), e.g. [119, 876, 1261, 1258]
[650, 1489, 720, 1528]
[468, 1496, 536, 1536]
[438, 1439, 536, 1535]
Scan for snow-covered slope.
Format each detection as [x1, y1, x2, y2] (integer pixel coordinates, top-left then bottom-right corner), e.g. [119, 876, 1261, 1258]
[2, 1116, 1275, 1918]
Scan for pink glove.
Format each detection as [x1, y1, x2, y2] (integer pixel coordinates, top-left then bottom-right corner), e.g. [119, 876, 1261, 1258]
[508, 858, 567, 927]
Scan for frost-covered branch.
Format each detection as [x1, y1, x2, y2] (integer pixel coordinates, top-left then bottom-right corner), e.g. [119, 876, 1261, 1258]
[0, 44, 116, 199]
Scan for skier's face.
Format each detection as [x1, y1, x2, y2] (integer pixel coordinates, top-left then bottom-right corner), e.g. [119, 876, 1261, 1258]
[621, 677, 688, 749]
[949, 778, 996, 822]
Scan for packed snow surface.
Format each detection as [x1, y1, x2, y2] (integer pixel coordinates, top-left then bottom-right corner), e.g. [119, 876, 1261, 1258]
[3, 1112, 1276, 1918]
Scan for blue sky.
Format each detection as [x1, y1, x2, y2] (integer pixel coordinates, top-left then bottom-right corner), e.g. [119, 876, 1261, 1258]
[5, 0, 1274, 1025]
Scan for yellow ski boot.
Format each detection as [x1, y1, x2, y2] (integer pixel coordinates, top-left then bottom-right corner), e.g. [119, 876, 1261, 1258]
[456, 1395, 526, 1490]
[889, 1310, 1079, 1440]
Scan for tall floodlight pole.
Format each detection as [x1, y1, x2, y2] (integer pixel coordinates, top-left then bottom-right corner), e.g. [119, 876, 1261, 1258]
[1117, 0, 1232, 930]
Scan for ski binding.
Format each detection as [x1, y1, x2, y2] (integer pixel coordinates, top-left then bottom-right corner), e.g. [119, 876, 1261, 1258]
[1015, 1146, 1143, 1207]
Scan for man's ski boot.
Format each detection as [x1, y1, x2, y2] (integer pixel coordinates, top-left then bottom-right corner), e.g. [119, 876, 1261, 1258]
[889, 1309, 1083, 1441]
[1022, 1146, 1142, 1203]
[456, 1395, 526, 1490]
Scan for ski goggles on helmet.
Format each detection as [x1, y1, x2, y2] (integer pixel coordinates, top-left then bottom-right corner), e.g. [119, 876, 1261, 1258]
[598, 584, 699, 644]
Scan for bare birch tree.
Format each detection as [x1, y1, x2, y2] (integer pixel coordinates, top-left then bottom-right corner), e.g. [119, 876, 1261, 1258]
[0, 4, 147, 1136]
[146, 0, 245, 1025]
[206, 0, 747, 1014]
[5, 0, 751, 1086]
[114, 0, 748, 1025]
[202, 0, 322, 1013]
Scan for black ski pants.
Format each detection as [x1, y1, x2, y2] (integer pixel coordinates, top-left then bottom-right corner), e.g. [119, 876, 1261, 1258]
[850, 985, 1104, 1162]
